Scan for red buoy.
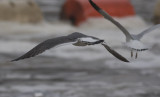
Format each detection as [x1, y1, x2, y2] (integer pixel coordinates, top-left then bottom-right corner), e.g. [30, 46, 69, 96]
[61, 0, 135, 26]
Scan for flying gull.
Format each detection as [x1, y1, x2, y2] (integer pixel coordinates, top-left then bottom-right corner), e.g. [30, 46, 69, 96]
[11, 32, 129, 62]
[89, 0, 160, 58]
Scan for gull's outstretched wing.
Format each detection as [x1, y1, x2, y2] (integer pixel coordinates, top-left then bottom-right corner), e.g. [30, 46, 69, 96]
[133, 24, 160, 40]
[101, 42, 129, 62]
[11, 36, 75, 61]
[11, 31, 129, 62]
[89, 0, 133, 41]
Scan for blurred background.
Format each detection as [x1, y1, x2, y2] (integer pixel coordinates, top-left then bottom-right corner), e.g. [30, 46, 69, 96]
[0, 0, 160, 97]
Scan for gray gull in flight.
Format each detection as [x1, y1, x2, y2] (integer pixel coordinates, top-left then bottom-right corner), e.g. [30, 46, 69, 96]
[11, 32, 129, 62]
[89, 0, 160, 59]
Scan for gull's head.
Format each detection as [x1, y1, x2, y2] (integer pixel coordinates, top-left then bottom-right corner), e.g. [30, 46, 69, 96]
[124, 40, 149, 51]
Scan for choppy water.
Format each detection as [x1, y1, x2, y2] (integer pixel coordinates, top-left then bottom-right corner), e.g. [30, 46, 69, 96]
[0, 16, 160, 97]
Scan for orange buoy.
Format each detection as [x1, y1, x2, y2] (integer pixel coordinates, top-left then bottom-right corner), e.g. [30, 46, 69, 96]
[61, 0, 135, 26]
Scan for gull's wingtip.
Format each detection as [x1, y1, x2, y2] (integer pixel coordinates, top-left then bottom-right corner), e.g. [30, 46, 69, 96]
[89, 0, 101, 11]
[10, 58, 20, 62]
[102, 43, 129, 63]
[123, 59, 130, 63]
[11, 56, 27, 62]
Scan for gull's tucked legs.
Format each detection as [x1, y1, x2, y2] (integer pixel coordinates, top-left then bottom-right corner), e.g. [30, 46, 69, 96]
[131, 50, 133, 58]
[135, 52, 138, 59]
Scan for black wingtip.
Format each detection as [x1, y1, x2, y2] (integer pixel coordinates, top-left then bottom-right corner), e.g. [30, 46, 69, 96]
[123, 59, 129, 63]
[117, 55, 130, 63]
[89, 0, 101, 11]
[10, 58, 20, 62]
[11, 55, 29, 62]
[102, 43, 129, 63]
[10, 59, 16, 62]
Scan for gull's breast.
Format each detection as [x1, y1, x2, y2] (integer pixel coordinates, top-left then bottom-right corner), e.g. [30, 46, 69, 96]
[124, 40, 149, 51]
